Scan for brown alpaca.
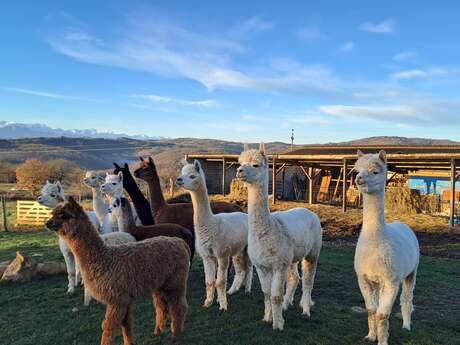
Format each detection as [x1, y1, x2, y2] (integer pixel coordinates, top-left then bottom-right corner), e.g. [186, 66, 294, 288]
[111, 196, 195, 264]
[46, 197, 190, 344]
[133, 157, 243, 230]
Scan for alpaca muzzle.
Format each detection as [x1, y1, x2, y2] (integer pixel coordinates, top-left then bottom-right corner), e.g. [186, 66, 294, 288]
[175, 177, 184, 186]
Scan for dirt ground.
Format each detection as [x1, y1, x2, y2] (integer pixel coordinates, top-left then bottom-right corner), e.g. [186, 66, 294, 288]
[211, 195, 460, 259]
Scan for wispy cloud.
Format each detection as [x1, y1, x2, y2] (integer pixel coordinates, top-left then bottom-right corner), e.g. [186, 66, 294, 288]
[390, 67, 460, 80]
[130, 94, 218, 107]
[229, 15, 273, 37]
[359, 19, 395, 33]
[340, 41, 354, 52]
[392, 51, 417, 62]
[3, 87, 76, 99]
[46, 14, 340, 94]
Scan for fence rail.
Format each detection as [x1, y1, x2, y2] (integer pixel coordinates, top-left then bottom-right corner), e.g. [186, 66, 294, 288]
[16, 201, 52, 226]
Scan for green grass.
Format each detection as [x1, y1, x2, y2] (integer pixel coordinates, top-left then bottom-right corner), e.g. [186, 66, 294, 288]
[0, 232, 459, 345]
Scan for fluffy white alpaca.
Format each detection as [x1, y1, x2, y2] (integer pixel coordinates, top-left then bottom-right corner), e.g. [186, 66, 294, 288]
[83, 231, 136, 306]
[83, 171, 113, 234]
[176, 161, 253, 310]
[236, 144, 322, 330]
[37, 181, 100, 293]
[100, 172, 141, 227]
[354, 150, 419, 345]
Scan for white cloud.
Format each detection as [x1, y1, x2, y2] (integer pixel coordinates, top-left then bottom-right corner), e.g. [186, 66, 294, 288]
[340, 41, 354, 52]
[297, 26, 325, 42]
[359, 19, 395, 33]
[229, 15, 273, 37]
[391, 67, 460, 80]
[392, 51, 417, 62]
[130, 94, 218, 107]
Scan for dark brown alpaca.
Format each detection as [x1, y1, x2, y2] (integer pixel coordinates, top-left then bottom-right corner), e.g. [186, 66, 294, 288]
[111, 197, 195, 264]
[133, 157, 243, 230]
[46, 197, 190, 344]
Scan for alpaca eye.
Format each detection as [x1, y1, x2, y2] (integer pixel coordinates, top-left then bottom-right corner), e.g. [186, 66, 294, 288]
[61, 212, 71, 220]
[190, 175, 196, 179]
[112, 183, 117, 185]
[373, 171, 379, 175]
[253, 164, 259, 168]
[51, 193, 56, 197]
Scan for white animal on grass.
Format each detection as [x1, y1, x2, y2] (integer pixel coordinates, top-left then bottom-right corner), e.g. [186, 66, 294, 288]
[37, 181, 100, 294]
[100, 172, 142, 227]
[176, 160, 252, 311]
[236, 143, 322, 331]
[354, 150, 419, 345]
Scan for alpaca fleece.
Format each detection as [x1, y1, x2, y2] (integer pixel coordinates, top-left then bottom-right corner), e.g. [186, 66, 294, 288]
[47, 197, 190, 344]
[134, 156, 242, 231]
[354, 150, 419, 345]
[110, 197, 195, 264]
[113, 162, 154, 225]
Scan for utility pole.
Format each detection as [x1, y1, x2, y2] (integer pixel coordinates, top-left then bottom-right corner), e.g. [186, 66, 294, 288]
[290, 129, 294, 152]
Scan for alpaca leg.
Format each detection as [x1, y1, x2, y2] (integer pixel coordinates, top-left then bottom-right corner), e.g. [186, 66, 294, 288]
[202, 257, 217, 308]
[75, 261, 81, 286]
[271, 270, 287, 331]
[227, 254, 246, 295]
[165, 289, 188, 342]
[153, 291, 168, 336]
[283, 262, 299, 311]
[357, 276, 378, 342]
[121, 305, 134, 345]
[376, 284, 399, 345]
[101, 304, 127, 345]
[401, 271, 417, 331]
[84, 286, 93, 306]
[244, 255, 253, 294]
[256, 267, 273, 323]
[300, 257, 318, 317]
[60, 240, 76, 294]
[216, 256, 230, 311]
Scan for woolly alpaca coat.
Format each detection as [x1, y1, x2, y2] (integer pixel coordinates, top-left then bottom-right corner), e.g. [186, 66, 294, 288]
[134, 157, 243, 231]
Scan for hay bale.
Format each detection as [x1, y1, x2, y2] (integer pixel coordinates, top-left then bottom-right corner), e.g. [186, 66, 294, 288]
[229, 179, 247, 201]
[385, 186, 440, 215]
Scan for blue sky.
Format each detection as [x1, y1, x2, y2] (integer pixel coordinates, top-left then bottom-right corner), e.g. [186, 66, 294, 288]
[2, 0, 460, 143]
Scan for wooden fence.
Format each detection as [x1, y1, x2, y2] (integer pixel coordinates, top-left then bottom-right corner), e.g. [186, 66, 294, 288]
[16, 201, 52, 226]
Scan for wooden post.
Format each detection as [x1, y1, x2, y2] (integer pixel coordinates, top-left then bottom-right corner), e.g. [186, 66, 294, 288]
[281, 166, 286, 199]
[169, 177, 174, 198]
[222, 158, 226, 196]
[308, 167, 314, 205]
[272, 156, 276, 205]
[450, 158, 456, 227]
[342, 159, 348, 212]
[1, 195, 8, 232]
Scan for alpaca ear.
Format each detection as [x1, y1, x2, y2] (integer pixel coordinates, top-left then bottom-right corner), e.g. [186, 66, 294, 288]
[117, 171, 123, 182]
[113, 162, 120, 170]
[194, 160, 201, 173]
[56, 181, 62, 193]
[378, 150, 387, 163]
[357, 150, 364, 158]
[46, 180, 51, 185]
[148, 157, 154, 165]
[259, 143, 266, 155]
[139, 156, 144, 162]
[243, 143, 249, 152]
[124, 163, 129, 170]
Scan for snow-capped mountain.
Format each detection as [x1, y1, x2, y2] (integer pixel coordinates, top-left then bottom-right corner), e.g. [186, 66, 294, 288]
[0, 121, 160, 140]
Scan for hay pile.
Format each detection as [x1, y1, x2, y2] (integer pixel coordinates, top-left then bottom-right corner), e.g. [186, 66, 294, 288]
[229, 179, 247, 201]
[385, 187, 439, 215]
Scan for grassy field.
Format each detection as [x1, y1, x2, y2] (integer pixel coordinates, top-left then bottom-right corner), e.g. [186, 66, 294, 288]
[1, 231, 459, 345]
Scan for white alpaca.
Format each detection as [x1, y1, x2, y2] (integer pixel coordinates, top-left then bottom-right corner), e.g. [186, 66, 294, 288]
[83, 171, 113, 234]
[83, 231, 136, 306]
[176, 161, 253, 310]
[37, 181, 100, 293]
[236, 144, 322, 330]
[100, 172, 142, 227]
[354, 150, 419, 345]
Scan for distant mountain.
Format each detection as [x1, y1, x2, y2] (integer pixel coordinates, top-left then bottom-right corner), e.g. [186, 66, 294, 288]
[335, 136, 459, 146]
[0, 121, 160, 140]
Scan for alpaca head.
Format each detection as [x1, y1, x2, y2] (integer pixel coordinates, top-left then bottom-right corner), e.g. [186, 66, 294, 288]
[83, 171, 107, 188]
[46, 197, 87, 238]
[236, 143, 268, 185]
[133, 156, 157, 181]
[108, 196, 132, 224]
[108, 196, 122, 220]
[176, 160, 205, 192]
[354, 150, 387, 194]
[113, 162, 130, 176]
[100, 172, 123, 197]
[37, 181, 65, 208]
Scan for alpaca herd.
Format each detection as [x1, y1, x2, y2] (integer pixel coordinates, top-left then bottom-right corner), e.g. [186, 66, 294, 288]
[38, 146, 420, 345]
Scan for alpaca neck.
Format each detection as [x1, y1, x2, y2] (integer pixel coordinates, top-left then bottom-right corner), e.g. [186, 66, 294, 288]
[247, 173, 271, 235]
[92, 187, 108, 221]
[64, 218, 106, 272]
[119, 204, 137, 234]
[361, 189, 386, 236]
[147, 171, 166, 213]
[189, 181, 213, 226]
